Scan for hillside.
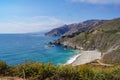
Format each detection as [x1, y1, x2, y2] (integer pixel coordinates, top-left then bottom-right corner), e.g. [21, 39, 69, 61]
[54, 18, 120, 65]
[45, 20, 105, 36]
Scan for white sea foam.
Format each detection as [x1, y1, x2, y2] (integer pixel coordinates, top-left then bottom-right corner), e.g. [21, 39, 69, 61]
[66, 53, 81, 64]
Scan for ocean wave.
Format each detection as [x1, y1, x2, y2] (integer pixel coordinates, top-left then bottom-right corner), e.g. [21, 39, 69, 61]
[65, 53, 81, 64]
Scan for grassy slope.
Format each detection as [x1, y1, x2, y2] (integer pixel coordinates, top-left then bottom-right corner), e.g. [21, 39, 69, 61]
[57, 18, 120, 64]
[1, 61, 120, 80]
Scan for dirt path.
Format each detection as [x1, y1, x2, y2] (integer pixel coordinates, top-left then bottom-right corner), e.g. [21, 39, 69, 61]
[102, 45, 119, 58]
[97, 60, 113, 67]
[0, 77, 24, 80]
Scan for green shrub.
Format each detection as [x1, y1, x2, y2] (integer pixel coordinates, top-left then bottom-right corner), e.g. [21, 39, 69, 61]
[1, 61, 120, 80]
[0, 61, 9, 76]
[55, 65, 80, 80]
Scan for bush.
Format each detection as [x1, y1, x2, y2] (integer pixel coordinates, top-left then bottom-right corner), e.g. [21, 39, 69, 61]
[0, 61, 9, 76]
[1, 61, 120, 80]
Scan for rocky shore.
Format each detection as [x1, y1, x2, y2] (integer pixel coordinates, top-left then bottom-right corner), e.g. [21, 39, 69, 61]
[54, 39, 102, 66]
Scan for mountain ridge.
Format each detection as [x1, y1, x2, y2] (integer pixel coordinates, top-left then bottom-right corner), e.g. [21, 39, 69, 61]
[45, 19, 106, 36]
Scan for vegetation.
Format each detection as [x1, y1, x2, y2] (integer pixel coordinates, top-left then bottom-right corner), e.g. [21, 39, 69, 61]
[1, 61, 120, 80]
[1, 18, 120, 80]
[102, 49, 120, 65]
[56, 18, 120, 64]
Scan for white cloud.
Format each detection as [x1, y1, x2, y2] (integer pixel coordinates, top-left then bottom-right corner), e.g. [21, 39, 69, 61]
[71, 0, 120, 4]
[0, 16, 65, 33]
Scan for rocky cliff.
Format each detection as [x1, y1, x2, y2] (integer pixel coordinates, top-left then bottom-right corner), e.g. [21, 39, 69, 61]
[54, 18, 120, 65]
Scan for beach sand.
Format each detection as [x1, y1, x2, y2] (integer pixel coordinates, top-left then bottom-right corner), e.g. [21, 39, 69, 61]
[71, 50, 101, 66]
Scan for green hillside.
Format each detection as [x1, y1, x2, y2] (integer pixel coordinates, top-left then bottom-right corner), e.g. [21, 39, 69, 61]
[55, 18, 120, 65]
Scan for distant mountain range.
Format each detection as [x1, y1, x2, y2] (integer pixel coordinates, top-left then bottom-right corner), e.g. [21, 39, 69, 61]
[45, 20, 106, 36]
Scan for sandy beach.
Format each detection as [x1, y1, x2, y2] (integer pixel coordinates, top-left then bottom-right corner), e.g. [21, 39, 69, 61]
[71, 50, 101, 66]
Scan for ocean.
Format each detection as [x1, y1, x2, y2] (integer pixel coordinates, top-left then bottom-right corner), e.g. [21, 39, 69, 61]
[0, 34, 77, 65]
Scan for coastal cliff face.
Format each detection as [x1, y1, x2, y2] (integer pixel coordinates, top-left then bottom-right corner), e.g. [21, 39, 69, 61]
[45, 20, 105, 36]
[54, 18, 120, 65]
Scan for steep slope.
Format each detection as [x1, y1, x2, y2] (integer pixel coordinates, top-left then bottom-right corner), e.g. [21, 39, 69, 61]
[45, 20, 105, 36]
[45, 25, 70, 36]
[55, 18, 120, 65]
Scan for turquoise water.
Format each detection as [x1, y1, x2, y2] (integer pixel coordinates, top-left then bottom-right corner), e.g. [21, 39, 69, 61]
[0, 34, 77, 65]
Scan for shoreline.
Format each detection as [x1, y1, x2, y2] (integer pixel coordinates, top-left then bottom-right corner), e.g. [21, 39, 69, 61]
[65, 50, 81, 65]
[66, 50, 101, 66]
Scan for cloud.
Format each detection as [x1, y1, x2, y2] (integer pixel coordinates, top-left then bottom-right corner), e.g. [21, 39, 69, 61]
[0, 16, 65, 33]
[71, 0, 120, 4]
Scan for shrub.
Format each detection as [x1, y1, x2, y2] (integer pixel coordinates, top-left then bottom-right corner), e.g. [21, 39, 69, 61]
[0, 61, 9, 76]
[1, 61, 120, 80]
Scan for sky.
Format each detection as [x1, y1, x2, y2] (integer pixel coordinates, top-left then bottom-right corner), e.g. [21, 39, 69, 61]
[0, 0, 120, 33]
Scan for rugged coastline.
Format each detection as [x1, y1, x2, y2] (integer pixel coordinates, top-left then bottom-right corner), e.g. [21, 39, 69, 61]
[48, 18, 120, 65]
[54, 40, 102, 66]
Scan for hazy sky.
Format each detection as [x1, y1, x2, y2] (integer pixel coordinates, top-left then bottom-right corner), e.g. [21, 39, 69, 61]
[0, 0, 120, 33]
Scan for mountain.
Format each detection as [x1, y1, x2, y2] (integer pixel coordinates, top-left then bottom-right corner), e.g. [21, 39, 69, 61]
[54, 18, 120, 65]
[45, 20, 106, 36]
